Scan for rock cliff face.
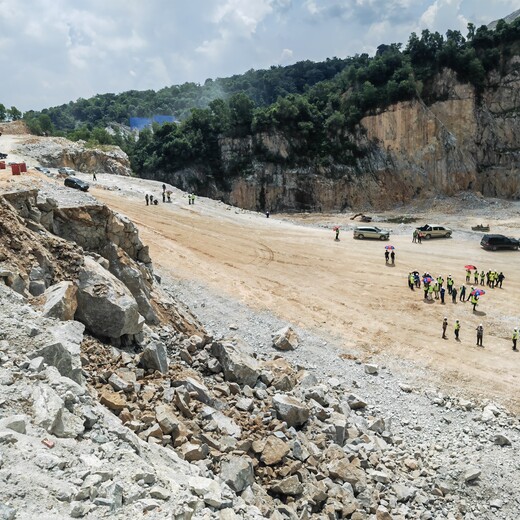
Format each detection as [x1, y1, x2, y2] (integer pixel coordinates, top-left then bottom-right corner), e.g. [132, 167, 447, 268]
[16, 136, 132, 176]
[195, 60, 520, 212]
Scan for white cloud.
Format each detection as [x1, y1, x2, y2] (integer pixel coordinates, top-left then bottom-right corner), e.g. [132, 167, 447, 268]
[0, 0, 517, 111]
[279, 48, 294, 63]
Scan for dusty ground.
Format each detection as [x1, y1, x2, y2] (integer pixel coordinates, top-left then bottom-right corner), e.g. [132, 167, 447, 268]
[1, 129, 520, 412]
[85, 174, 520, 412]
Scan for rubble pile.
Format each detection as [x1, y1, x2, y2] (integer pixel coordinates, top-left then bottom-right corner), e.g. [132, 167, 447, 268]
[0, 183, 519, 519]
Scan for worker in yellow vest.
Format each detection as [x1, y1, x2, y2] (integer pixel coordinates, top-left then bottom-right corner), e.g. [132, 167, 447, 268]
[470, 294, 479, 312]
[454, 320, 461, 341]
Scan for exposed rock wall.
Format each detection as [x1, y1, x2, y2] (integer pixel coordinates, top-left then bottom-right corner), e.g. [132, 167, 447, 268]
[179, 61, 520, 212]
[16, 136, 132, 176]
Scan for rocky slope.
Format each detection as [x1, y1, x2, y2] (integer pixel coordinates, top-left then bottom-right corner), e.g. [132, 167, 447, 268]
[169, 59, 520, 213]
[1, 180, 519, 519]
[0, 122, 132, 177]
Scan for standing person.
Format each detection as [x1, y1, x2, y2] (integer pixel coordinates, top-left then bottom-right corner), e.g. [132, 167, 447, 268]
[471, 293, 479, 312]
[465, 269, 471, 283]
[513, 328, 518, 351]
[335, 228, 340, 241]
[486, 270, 491, 286]
[414, 273, 421, 288]
[454, 320, 461, 341]
[466, 287, 474, 302]
[423, 283, 429, 300]
[480, 270, 485, 286]
[162, 191, 166, 203]
[145, 194, 149, 206]
[167, 190, 172, 202]
[390, 250, 395, 265]
[162, 183, 166, 194]
[428, 283, 434, 301]
[93, 172, 97, 181]
[473, 270, 479, 285]
[385, 250, 390, 264]
[266, 210, 270, 218]
[408, 273, 415, 290]
[192, 194, 196, 205]
[417, 232, 423, 244]
[447, 275, 454, 295]
[442, 317, 448, 339]
[188, 194, 192, 205]
[476, 324, 484, 347]
[451, 286, 458, 303]
[497, 272, 505, 288]
[433, 281, 440, 300]
[412, 229, 418, 243]
[440, 286, 445, 304]
[489, 271, 495, 288]
[459, 285, 466, 302]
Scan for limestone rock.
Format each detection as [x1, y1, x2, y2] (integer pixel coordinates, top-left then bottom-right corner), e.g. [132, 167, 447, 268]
[155, 404, 181, 436]
[188, 476, 225, 508]
[0, 415, 27, 434]
[272, 326, 299, 351]
[347, 394, 367, 410]
[31, 320, 85, 385]
[464, 467, 481, 483]
[493, 434, 512, 446]
[272, 394, 309, 428]
[99, 389, 127, 412]
[75, 256, 143, 339]
[220, 456, 254, 492]
[211, 342, 261, 387]
[140, 340, 169, 374]
[364, 363, 379, 375]
[270, 475, 303, 496]
[260, 436, 291, 465]
[41, 281, 78, 321]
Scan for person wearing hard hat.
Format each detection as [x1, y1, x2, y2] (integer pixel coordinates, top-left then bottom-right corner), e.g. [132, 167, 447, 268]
[476, 324, 484, 347]
[454, 320, 461, 341]
[513, 328, 518, 351]
[442, 317, 448, 339]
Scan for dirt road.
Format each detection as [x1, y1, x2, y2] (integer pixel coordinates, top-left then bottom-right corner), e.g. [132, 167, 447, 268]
[88, 180, 520, 411]
[1, 123, 518, 408]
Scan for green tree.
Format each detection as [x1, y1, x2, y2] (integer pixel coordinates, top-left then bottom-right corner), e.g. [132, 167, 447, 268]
[0, 103, 6, 121]
[7, 106, 22, 120]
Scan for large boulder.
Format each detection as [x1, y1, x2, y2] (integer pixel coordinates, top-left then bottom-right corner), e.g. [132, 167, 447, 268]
[41, 281, 78, 321]
[102, 243, 157, 324]
[211, 342, 261, 387]
[220, 456, 254, 492]
[75, 257, 143, 339]
[272, 394, 310, 428]
[31, 320, 85, 385]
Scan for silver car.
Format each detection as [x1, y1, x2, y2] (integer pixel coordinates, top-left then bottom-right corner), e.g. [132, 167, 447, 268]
[353, 226, 390, 240]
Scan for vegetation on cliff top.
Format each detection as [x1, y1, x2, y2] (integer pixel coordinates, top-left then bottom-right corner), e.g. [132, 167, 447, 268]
[14, 17, 520, 187]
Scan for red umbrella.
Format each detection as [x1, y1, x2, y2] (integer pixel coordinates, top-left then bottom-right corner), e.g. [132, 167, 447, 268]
[333, 226, 340, 231]
[464, 265, 477, 270]
[385, 245, 395, 250]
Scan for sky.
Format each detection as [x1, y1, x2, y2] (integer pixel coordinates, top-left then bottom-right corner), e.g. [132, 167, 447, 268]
[0, 0, 518, 112]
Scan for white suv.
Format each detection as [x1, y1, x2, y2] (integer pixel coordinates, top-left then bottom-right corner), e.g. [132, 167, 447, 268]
[353, 226, 390, 240]
[416, 225, 452, 239]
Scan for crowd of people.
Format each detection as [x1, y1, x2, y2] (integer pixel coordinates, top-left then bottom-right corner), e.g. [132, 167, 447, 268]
[406, 267, 517, 350]
[144, 184, 197, 206]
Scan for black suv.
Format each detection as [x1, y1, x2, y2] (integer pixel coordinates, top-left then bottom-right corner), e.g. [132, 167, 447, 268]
[64, 177, 89, 192]
[480, 234, 519, 251]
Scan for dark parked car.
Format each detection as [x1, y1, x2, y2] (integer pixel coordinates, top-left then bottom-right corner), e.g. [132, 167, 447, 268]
[0, 152, 7, 160]
[35, 166, 50, 174]
[480, 234, 519, 251]
[64, 177, 89, 192]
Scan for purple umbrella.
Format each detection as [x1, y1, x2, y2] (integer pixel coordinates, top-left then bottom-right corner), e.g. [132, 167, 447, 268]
[385, 245, 395, 250]
[471, 289, 486, 297]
